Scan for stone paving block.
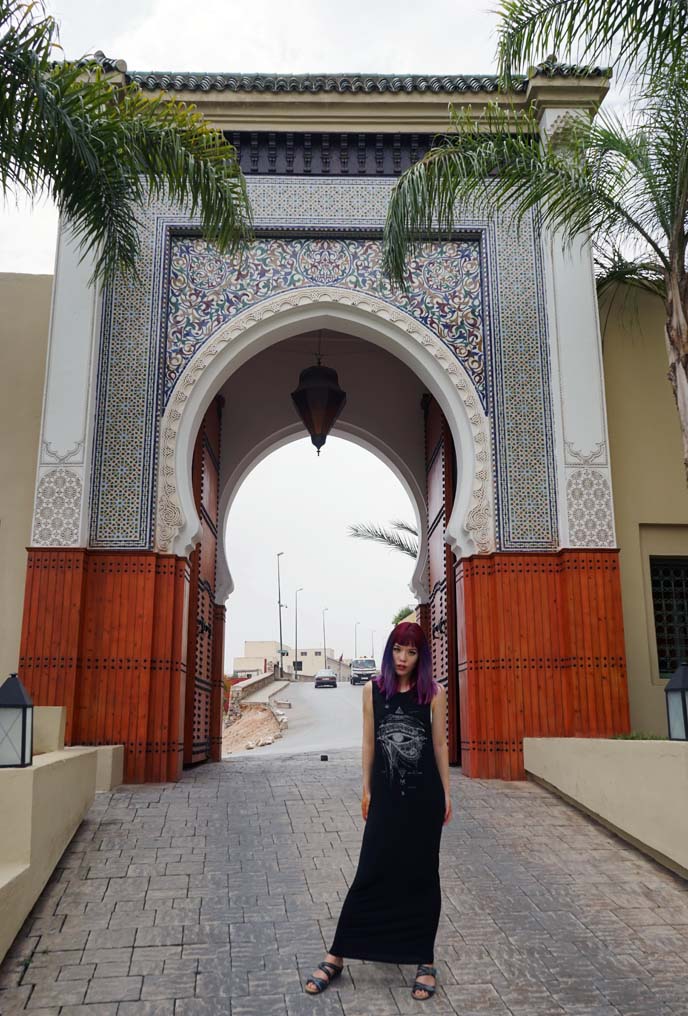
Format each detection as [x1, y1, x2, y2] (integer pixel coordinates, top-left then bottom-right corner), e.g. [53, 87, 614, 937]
[130, 948, 183, 976]
[81, 948, 133, 967]
[87, 927, 137, 950]
[335, 986, 400, 1015]
[228, 996, 288, 1016]
[26, 979, 88, 1008]
[58, 964, 96, 981]
[140, 973, 196, 1000]
[136, 928, 185, 948]
[182, 924, 229, 946]
[84, 976, 142, 1004]
[0, 985, 33, 1012]
[174, 1000, 227, 1016]
[285, 990, 345, 1016]
[61, 1005, 118, 1015]
[118, 1003, 174, 1015]
[96, 962, 134, 979]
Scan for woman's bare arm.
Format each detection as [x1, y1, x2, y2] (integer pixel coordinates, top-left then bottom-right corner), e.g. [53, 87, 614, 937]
[361, 681, 375, 819]
[431, 685, 453, 824]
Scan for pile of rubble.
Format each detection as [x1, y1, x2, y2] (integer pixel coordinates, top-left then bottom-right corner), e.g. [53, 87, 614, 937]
[221, 701, 289, 754]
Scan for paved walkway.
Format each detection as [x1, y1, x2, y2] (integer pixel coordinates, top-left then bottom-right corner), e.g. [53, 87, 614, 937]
[1, 751, 688, 1015]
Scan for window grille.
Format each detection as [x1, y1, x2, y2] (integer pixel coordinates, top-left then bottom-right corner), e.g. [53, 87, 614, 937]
[650, 556, 688, 677]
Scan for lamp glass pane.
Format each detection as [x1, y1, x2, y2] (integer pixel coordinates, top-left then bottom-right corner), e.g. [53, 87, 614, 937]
[0, 707, 22, 765]
[24, 709, 33, 765]
[667, 690, 687, 740]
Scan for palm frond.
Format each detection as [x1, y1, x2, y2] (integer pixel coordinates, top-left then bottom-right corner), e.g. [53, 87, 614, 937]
[595, 245, 666, 301]
[382, 83, 686, 286]
[389, 518, 419, 538]
[496, 0, 687, 84]
[347, 523, 419, 559]
[0, 0, 253, 283]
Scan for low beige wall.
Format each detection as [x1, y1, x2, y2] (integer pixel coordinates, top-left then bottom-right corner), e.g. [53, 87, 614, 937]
[524, 737, 688, 877]
[34, 706, 66, 754]
[0, 747, 97, 962]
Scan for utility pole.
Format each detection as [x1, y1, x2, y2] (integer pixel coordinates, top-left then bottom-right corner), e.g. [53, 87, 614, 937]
[371, 629, 376, 660]
[277, 552, 284, 681]
[322, 608, 328, 669]
[354, 620, 359, 658]
[294, 587, 303, 681]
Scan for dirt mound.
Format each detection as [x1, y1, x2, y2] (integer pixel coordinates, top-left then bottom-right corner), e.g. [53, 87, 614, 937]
[222, 704, 281, 754]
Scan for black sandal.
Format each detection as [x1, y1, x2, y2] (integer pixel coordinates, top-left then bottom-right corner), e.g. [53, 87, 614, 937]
[304, 960, 343, 994]
[412, 964, 437, 1000]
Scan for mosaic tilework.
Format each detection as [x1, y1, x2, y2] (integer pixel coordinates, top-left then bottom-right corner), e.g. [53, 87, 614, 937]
[32, 467, 81, 545]
[567, 467, 615, 547]
[166, 237, 485, 405]
[90, 176, 558, 552]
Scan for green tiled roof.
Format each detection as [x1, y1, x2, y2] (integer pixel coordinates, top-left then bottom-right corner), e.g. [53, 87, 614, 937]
[90, 55, 609, 95]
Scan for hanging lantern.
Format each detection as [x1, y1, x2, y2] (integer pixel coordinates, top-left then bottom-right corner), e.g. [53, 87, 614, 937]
[291, 361, 347, 454]
[0, 673, 33, 768]
[665, 662, 688, 740]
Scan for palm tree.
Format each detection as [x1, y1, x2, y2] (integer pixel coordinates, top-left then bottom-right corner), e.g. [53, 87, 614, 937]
[383, 56, 688, 476]
[1, 0, 252, 282]
[347, 519, 419, 559]
[496, 0, 688, 83]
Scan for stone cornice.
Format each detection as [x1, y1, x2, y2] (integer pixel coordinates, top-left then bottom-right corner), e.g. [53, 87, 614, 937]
[88, 54, 610, 132]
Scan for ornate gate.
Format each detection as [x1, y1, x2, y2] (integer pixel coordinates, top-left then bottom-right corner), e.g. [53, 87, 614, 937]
[184, 397, 223, 765]
[424, 396, 460, 765]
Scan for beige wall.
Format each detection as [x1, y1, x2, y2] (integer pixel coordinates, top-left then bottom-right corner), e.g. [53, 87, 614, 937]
[524, 737, 688, 878]
[602, 288, 688, 734]
[0, 274, 52, 679]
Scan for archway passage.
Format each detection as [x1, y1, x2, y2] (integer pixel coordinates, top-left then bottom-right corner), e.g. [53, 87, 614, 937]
[18, 329, 630, 783]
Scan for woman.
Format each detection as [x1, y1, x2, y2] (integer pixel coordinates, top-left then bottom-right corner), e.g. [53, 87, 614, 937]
[305, 620, 452, 1001]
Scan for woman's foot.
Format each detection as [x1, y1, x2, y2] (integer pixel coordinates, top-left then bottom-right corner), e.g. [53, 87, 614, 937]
[304, 953, 344, 994]
[412, 963, 437, 1000]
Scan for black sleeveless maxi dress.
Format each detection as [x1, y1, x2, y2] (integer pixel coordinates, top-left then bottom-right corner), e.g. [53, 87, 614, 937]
[330, 681, 445, 964]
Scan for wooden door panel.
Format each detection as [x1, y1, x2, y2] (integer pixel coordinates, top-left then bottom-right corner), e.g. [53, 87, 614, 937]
[424, 397, 459, 764]
[184, 397, 223, 766]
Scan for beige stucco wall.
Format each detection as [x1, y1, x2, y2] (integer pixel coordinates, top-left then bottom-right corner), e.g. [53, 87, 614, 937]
[0, 747, 97, 962]
[524, 737, 688, 878]
[602, 289, 688, 734]
[0, 273, 52, 679]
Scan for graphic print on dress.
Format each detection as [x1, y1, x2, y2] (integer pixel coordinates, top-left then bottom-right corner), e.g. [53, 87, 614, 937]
[377, 707, 426, 795]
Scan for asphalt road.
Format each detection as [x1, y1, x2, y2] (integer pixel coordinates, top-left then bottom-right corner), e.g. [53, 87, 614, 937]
[231, 679, 364, 758]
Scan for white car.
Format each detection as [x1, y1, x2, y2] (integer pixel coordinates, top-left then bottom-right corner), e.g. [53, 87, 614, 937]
[314, 668, 337, 689]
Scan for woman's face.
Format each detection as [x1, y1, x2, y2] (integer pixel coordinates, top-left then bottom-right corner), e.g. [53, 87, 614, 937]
[392, 642, 419, 679]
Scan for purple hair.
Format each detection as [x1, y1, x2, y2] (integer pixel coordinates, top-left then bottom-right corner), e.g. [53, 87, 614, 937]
[374, 621, 438, 704]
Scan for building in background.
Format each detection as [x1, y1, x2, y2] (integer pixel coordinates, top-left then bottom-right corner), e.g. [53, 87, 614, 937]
[232, 640, 293, 678]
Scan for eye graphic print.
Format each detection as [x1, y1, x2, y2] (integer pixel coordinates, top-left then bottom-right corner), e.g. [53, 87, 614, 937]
[377, 709, 425, 787]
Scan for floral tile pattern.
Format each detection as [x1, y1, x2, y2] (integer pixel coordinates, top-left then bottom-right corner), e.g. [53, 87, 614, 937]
[165, 237, 485, 407]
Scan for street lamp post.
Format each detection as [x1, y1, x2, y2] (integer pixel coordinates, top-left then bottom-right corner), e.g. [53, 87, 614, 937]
[277, 552, 285, 681]
[322, 608, 328, 669]
[354, 620, 359, 658]
[294, 587, 303, 681]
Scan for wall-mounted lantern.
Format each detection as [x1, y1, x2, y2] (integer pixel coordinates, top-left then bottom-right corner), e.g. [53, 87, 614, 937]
[291, 359, 347, 454]
[0, 673, 34, 768]
[665, 662, 688, 740]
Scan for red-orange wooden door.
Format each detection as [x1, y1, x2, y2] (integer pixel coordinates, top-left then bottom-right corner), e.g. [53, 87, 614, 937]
[184, 397, 222, 765]
[424, 396, 460, 765]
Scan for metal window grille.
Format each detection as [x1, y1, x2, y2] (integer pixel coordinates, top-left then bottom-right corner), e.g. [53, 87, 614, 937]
[650, 556, 688, 677]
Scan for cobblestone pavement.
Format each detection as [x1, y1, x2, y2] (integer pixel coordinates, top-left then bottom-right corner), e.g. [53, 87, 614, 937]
[2, 750, 688, 1015]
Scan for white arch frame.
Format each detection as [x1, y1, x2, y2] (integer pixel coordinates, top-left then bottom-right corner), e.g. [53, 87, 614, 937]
[156, 287, 494, 568]
[215, 419, 429, 604]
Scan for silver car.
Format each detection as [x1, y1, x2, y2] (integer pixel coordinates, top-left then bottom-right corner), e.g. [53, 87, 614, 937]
[314, 668, 337, 689]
